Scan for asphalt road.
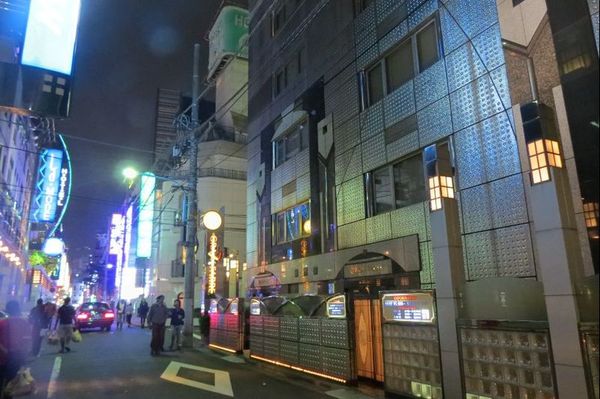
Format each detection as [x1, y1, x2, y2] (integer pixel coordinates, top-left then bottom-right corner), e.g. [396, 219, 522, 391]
[23, 323, 374, 399]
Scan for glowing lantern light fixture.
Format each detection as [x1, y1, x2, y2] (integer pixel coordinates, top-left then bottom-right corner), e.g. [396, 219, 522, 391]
[424, 143, 455, 212]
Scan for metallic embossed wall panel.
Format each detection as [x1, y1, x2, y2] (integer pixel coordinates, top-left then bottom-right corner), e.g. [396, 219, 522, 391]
[390, 202, 429, 241]
[296, 172, 311, 202]
[357, 42, 380, 70]
[354, 2, 377, 45]
[327, 77, 360, 128]
[366, 213, 392, 243]
[379, 20, 409, 54]
[335, 146, 363, 185]
[442, 0, 498, 40]
[471, 24, 504, 71]
[420, 241, 434, 284]
[417, 96, 453, 146]
[460, 184, 493, 233]
[408, 0, 438, 31]
[362, 132, 387, 172]
[386, 130, 420, 162]
[338, 219, 367, 249]
[454, 112, 521, 189]
[295, 149, 310, 177]
[334, 115, 361, 155]
[445, 42, 487, 93]
[440, 6, 468, 55]
[496, 224, 535, 277]
[360, 101, 384, 140]
[450, 73, 505, 131]
[271, 188, 282, 214]
[383, 81, 415, 127]
[414, 60, 448, 111]
[377, 0, 402, 23]
[356, 29, 378, 57]
[464, 230, 497, 279]
[336, 176, 365, 225]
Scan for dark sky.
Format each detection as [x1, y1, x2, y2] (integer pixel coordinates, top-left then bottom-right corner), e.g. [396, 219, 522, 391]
[57, 0, 219, 259]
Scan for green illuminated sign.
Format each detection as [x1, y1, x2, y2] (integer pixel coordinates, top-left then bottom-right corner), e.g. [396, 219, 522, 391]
[208, 6, 249, 78]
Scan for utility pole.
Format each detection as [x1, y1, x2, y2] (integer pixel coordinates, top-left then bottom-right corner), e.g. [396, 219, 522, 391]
[183, 43, 200, 347]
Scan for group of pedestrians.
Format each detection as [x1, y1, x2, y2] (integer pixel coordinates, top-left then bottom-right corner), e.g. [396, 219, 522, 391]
[115, 299, 150, 330]
[147, 295, 185, 356]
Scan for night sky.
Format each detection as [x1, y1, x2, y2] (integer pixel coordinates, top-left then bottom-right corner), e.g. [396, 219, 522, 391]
[56, 0, 219, 261]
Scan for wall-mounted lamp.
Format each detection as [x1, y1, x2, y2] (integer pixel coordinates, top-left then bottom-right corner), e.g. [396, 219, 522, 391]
[521, 102, 563, 184]
[424, 143, 455, 211]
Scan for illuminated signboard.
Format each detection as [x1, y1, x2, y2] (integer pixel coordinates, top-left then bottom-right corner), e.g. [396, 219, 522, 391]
[207, 232, 218, 295]
[381, 292, 436, 324]
[109, 213, 124, 256]
[326, 295, 346, 319]
[31, 149, 63, 223]
[21, 0, 81, 75]
[32, 269, 42, 285]
[228, 299, 239, 315]
[250, 298, 261, 315]
[136, 173, 155, 258]
[208, 6, 249, 79]
[209, 299, 218, 314]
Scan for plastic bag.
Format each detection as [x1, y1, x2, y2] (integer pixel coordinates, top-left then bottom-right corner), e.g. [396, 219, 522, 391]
[39, 328, 49, 338]
[4, 367, 36, 397]
[47, 330, 59, 345]
[72, 329, 82, 343]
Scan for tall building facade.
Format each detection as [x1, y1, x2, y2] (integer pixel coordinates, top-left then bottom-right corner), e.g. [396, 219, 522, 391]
[0, 113, 37, 305]
[246, 0, 598, 397]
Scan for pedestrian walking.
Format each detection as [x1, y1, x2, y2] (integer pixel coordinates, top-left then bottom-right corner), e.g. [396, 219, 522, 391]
[28, 299, 49, 357]
[138, 299, 149, 328]
[125, 302, 133, 328]
[147, 295, 168, 356]
[116, 300, 126, 331]
[54, 297, 75, 354]
[0, 301, 30, 390]
[169, 300, 185, 351]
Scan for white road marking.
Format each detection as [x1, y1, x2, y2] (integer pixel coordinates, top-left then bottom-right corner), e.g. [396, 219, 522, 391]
[160, 361, 234, 397]
[47, 356, 62, 399]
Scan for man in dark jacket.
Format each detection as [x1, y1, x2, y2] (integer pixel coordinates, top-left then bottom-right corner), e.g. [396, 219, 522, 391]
[29, 298, 49, 356]
[147, 295, 168, 356]
[169, 300, 185, 351]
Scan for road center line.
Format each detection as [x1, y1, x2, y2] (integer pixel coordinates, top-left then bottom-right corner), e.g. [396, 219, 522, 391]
[47, 356, 62, 399]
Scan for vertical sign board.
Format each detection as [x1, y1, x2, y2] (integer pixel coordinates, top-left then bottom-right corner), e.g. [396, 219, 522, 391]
[207, 232, 219, 295]
[31, 149, 63, 223]
[21, 0, 81, 75]
[136, 173, 155, 258]
[207, 6, 249, 79]
[109, 213, 124, 256]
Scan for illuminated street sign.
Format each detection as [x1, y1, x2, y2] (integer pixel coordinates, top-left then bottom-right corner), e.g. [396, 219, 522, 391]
[31, 149, 63, 223]
[381, 292, 436, 324]
[207, 232, 218, 295]
[136, 173, 155, 258]
[109, 213, 124, 255]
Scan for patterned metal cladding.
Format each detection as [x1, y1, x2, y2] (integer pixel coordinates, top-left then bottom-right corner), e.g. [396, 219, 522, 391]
[464, 230, 497, 279]
[262, 316, 280, 338]
[386, 130, 420, 162]
[338, 220, 367, 249]
[263, 337, 280, 359]
[360, 101, 385, 141]
[321, 347, 352, 378]
[298, 318, 321, 345]
[495, 224, 535, 277]
[250, 334, 264, 356]
[280, 317, 299, 342]
[336, 176, 365, 225]
[279, 340, 299, 365]
[380, 20, 409, 53]
[390, 202, 429, 240]
[408, 0, 438, 31]
[450, 73, 505, 132]
[420, 241, 434, 284]
[298, 343, 322, 371]
[417, 96, 453, 147]
[335, 146, 363, 185]
[249, 316, 263, 336]
[384, 81, 415, 127]
[334, 116, 361, 155]
[362, 132, 387, 172]
[321, 319, 350, 349]
[414, 60, 448, 111]
[366, 213, 393, 243]
[445, 42, 488, 93]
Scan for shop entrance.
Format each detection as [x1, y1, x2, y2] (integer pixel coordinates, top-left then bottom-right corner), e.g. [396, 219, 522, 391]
[354, 298, 384, 381]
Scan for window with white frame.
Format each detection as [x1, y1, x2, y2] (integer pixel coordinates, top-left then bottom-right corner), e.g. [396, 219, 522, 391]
[363, 19, 441, 108]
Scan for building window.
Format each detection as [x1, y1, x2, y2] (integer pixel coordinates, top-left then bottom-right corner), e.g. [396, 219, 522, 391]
[272, 4, 287, 36]
[297, 48, 304, 74]
[273, 202, 311, 245]
[367, 63, 384, 105]
[386, 40, 414, 92]
[416, 22, 440, 71]
[273, 122, 309, 167]
[583, 202, 599, 228]
[273, 66, 288, 97]
[361, 19, 440, 108]
[366, 154, 425, 216]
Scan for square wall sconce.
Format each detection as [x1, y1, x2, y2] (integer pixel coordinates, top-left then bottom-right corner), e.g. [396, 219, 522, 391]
[521, 101, 563, 185]
[424, 143, 455, 212]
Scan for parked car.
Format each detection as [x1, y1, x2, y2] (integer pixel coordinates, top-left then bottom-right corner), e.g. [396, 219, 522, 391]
[75, 302, 114, 331]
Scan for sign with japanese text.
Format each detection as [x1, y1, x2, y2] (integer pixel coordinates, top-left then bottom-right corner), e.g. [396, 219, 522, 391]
[381, 291, 436, 324]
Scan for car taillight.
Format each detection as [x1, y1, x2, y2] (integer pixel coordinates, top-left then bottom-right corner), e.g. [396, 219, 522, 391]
[104, 312, 114, 319]
[77, 313, 89, 320]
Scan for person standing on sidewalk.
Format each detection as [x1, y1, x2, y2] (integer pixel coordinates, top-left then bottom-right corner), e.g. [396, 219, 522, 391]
[54, 297, 75, 354]
[116, 300, 126, 331]
[169, 300, 185, 351]
[28, 298, 49, 357]
[138, 299, 149, 328]
[125, 302, 134, 328]
[147, 295, 168, 356]
[0, 301, 30, 388]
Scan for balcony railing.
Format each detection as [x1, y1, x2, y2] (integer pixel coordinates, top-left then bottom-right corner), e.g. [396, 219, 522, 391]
[198, 167, 247, 181]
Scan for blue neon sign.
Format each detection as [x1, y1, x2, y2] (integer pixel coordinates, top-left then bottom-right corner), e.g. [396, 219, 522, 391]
[31, 149, 63, 223]
[21, 0, 81, 75]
